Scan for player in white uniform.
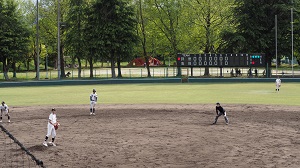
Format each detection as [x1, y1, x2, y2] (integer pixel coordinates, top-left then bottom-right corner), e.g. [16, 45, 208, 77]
[43, 108, 59, 147]
[90, 89, 98, 115]
[0, 101, 10, 123]
[275, 76, 281, 92]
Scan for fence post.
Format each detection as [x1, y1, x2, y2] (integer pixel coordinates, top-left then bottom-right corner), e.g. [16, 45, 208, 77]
[153, 68, 154, 77]
[106, 69, 108, 79]
[166, 67, 168, 78]
[129, 69, 131, 78]
[141, 69, 142, 78]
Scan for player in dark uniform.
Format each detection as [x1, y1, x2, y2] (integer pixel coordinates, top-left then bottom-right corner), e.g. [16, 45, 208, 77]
[213, 102, 229, 125]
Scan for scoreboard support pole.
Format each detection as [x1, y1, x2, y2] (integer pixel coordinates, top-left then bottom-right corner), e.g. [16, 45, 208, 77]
[219, 67, 223, 77]
[191, 67, 193, 77]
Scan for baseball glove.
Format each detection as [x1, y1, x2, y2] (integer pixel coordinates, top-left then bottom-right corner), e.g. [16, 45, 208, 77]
[54, 123, 59, 130]
[54, 123, 60, 130]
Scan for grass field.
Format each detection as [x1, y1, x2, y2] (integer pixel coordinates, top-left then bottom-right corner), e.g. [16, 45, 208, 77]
[1, 83, 299, 106]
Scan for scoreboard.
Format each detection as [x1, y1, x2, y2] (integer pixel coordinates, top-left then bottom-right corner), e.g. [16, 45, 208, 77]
[177, 53, 265, 67]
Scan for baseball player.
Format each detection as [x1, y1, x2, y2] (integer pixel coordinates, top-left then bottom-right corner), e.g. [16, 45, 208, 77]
[212, 102, 229, 125]
[0, 101, 10, 123]
[43, 108, 59, 147]
[90, 89, 98, 115]
[275, 76, 281, 92]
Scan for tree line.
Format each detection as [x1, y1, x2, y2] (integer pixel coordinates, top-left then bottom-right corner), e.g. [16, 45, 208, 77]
[0, 0, 299, 80]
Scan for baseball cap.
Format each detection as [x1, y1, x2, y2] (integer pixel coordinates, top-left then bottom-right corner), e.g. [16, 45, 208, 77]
[216, 102, 220, 105]
[93, 89, 96, 92]
[52, 108, 56, 111]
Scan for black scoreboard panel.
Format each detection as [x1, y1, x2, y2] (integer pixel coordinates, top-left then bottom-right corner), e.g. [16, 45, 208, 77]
[177, 53, 265, 67]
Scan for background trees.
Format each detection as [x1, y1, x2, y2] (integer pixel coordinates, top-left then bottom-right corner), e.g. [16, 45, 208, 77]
[0, 0, 30, 80]
[1, 0, 299, 80]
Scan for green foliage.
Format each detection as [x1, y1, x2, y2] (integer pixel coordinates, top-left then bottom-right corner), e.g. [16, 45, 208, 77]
[0, 0, 31, 80]
[231, 1, 298, 58]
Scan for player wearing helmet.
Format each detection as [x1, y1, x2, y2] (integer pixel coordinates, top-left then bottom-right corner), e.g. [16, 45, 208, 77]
[0, 101, 10, 123]
[90, 89, 98, 115]
[213, 102, 229, 125]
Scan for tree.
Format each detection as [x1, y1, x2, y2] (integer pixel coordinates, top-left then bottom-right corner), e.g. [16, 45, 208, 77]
[136, 0, 151, 77]
[231, 0, 299, 77]
[145, 0, 185, 76]
[187, 0, 234, 76]
[0, 0, 30, 80]
[85, 0, 137, 78]
[65, 0, 88, 78]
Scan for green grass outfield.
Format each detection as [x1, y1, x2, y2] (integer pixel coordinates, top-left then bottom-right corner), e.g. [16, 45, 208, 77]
[0, 83, 299, 106]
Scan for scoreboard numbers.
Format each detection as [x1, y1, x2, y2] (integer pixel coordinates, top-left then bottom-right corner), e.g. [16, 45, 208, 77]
[177, 53, 265, 67]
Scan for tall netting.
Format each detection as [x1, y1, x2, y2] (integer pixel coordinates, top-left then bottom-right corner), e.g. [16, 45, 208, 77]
[0, 124, 45, 168]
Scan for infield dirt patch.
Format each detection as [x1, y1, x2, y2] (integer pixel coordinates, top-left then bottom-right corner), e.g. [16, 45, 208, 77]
[1, 104, 300, 168]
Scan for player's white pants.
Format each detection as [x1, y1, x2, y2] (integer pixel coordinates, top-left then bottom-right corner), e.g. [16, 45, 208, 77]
[276, 84, 280, 90]
[90, 101, 96, 109]
[46, 124, 56, 138]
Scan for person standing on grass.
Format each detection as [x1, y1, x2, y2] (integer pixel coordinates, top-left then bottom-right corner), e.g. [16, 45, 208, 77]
[275, 76, 281, 92]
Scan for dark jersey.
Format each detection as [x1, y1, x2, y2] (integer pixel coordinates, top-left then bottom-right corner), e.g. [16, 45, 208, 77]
[216, 106, 225, 114]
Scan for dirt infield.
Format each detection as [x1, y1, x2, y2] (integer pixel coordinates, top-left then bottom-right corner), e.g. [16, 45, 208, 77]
[1, 104, 300, 168]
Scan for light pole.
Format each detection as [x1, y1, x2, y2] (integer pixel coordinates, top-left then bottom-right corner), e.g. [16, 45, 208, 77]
[275, 15, 278, 76]
[36, 0, 40, 80]
[291, 1, 294, 77]
[57, 0, 61, 79]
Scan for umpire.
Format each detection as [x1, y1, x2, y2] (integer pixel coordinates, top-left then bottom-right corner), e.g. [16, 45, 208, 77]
[213, 102, 229, 125]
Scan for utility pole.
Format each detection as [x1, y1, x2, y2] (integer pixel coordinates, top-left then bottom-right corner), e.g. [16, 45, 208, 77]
[36, 0, 40, 80]
[291, 1, 294, 77]
[57, 0, 61, 79]
[275, 15, 278, 76]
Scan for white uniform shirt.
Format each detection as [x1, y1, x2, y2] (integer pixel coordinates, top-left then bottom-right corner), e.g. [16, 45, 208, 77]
[48, 113, 57, 128]
[275, 78, 281, 86]
[1, 104, 9, 113]
[90, 93, 98, 102]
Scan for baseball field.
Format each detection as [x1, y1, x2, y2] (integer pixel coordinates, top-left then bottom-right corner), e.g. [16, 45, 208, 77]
[1, 83, 300, 167]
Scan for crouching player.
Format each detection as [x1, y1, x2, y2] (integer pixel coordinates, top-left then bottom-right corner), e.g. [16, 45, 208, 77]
[0, 101, 10, 123]
[212, 102, 229, 125]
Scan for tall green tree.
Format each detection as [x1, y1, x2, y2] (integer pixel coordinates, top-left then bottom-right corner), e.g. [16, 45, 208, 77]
[85, 0, 137, 78]
[136, 0, 151, 77]
[65, 0, 88, 78]
[228, 0, 299, 76]
[0, 0, 30, 80]
[145, 0, 185, 76]
[186, 0, 234, 76]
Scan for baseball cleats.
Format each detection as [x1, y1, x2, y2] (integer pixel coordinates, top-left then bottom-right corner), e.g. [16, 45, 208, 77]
[49, 142, 56, 146]
[90, 112, 92, 115]
[92, 113, 95, 115]
[0, 120, 2, 123]
[8, 120, 10, 123]
[43, 142, 48, 147]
